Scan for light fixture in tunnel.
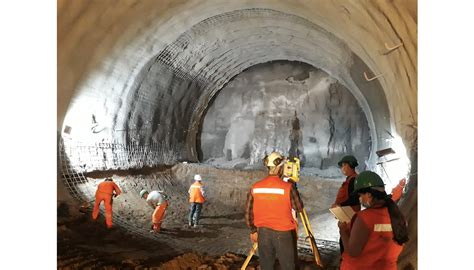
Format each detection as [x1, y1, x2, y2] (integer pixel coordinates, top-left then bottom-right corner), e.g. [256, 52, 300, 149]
[63, 125, 72, 135]
[374, 133, 411, 192]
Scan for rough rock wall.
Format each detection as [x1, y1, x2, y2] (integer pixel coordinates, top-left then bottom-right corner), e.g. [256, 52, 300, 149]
[58, 0, 416, 155]
[59, 5, 396, 172]
[201, 61, 370, 170]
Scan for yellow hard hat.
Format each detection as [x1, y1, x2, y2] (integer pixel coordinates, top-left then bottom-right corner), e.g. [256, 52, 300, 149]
[264, 152, 285, 167]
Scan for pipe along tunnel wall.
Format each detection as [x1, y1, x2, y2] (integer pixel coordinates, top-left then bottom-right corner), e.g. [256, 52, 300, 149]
[58, 1, 417, 269]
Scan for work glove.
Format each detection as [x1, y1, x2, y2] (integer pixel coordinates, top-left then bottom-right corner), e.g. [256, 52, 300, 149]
[250, 232, 258, 243]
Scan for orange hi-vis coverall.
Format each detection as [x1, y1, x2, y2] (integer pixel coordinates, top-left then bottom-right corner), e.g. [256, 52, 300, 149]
[92, 180, 122, 228]
[390, 178, 407, 202]
[146, 191, 169, 232]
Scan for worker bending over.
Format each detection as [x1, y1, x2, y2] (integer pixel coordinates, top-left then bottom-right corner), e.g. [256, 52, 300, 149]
[92, 177, 122, 229]
[140, 189, 169, 233]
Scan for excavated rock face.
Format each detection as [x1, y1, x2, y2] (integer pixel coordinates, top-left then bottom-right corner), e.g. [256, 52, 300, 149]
[58, 0, 417, 269]
[200, 61, 371, 170]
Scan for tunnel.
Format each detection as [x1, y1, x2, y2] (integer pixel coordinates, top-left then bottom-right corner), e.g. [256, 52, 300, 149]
[58, 1, 417, 269]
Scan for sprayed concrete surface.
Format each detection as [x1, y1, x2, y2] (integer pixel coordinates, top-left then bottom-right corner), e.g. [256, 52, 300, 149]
[58, 0, 417, 268]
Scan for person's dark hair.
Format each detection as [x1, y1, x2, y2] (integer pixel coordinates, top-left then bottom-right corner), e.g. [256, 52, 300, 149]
[105, 178, 113, 181]
[358, 187, 409, 245]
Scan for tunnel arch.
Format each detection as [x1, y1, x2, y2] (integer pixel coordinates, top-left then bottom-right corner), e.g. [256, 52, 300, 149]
[58, 1, 417, 268]
[197, 59, 374, 171]
[62, 8, 395, 172]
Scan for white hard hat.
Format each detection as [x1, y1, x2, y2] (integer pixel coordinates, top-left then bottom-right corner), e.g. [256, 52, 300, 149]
[194, 174, 202, 181]
[140, 189, 148, 198]
[264, 152, 285, 167]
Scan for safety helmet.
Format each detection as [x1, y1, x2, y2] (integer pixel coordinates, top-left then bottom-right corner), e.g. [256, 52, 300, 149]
[140, 189, 148, 198]
[337, 155, 358, 168]
[264, 152, 285, 167]
[194, 174, 202, 181]
[353, 171, 385, 192]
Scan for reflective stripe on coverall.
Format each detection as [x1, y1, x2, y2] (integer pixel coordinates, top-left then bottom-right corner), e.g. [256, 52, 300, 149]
[189, 181, 205, 203]
[341, 207, 403, 270]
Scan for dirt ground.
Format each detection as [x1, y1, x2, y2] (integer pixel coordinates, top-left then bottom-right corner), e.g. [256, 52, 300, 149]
[58, 164, 342, 269]
[58, 212, 340, 269]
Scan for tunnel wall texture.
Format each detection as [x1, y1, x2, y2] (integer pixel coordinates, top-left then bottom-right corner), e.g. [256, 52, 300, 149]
[59, 4, 407, 172]
[200, 61, 371, 170]
[58, 0, 417, 268]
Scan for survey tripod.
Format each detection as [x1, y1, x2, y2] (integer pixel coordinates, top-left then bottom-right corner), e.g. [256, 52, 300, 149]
[241, 157, 324, 269]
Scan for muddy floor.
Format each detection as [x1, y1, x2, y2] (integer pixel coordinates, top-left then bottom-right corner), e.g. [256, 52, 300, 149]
[58, 164, 343, 269]
[58, 211, 341, 269]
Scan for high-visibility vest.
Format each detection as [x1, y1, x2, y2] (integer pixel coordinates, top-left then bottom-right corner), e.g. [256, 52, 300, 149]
[189, 181, 205, 203]
[341, 207, 403, 270]
[251, 175, 296, 231]
[96, 181, 121, 196]
[334, 173, 361, 212]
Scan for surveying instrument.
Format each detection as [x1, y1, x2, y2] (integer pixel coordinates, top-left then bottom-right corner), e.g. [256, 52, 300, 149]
[241, 156, 324, 269]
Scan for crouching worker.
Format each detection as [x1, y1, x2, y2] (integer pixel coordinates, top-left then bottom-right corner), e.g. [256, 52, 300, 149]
[92, 177, 122, 229]
[338, 171, 409, 270]
[140, 189, 169, 233]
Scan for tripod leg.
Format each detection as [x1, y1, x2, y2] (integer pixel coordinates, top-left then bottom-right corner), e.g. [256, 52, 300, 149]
[241, 243, 258, 270]
[299, 210, 324, 268]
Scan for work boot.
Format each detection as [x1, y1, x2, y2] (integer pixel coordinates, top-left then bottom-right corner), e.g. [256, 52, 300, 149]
[152, 224, 161, 233]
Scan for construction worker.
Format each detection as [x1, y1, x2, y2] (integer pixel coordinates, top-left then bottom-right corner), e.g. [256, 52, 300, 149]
[338, 171, 409, 270]
[92, 177, 122, 229]
[332, 155, 361, 254]
[140, 189, 169, 233]
[245, 152, 304, 270]
[188, 174, 205, 227]
[332, 155, 361, 210]
[390, 178, 407, 202]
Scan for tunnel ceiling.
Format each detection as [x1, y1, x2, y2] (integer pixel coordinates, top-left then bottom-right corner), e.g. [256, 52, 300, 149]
[59, 0, 417, 175]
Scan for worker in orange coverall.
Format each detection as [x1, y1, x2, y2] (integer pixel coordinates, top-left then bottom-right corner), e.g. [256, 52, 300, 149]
[92, 177, 122, 229]
[140, 189, 170, 233]
[390, 178, 407, 202]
